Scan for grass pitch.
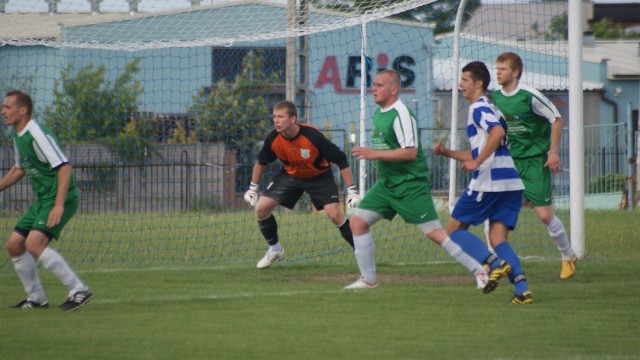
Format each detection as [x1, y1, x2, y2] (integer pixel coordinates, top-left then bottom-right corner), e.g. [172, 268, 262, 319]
[0, 210, 638, 360]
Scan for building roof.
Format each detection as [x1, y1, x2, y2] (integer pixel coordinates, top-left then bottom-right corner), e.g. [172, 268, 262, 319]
[583, 40, 640, 79]
[432, 57, 603, 92]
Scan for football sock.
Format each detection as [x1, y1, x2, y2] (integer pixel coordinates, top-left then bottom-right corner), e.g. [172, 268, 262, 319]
[39, 247, 87, 295]
[442, 235, 489, 274]
[353, 232, 376, 284]
[547, 215, 573, 260]
[448, 230, 494, 272]
[337, 219, 354, 249]
[12, 252, 47, 303]
[258, 215, 279, 246]
[494, 242, 529, 293]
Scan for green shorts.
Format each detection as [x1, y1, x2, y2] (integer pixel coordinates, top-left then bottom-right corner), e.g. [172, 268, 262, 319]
[514, 154, 553, 206]
[358, 179, 439, 224]
[15, 195, 79, 240]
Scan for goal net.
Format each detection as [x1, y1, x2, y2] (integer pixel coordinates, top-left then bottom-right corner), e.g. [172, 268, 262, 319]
[0, 0, 571, 270]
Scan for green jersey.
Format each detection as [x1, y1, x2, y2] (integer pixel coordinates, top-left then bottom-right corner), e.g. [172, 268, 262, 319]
[371, 100, 429, 189]
[492, 83, 561, 159]
[13, 120, 78, 201]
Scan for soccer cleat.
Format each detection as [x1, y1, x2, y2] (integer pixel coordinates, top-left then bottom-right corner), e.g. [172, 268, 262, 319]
[560, 256, 577, 280]
[344, 277, 378, 290]
[256, 248, 285, 269]
[59, 290, 94, 312]
[510, 291, 534, 305]
[475, 270, 489, 289]
[483, 260, 511, 294]
[11, 300, 49, 309]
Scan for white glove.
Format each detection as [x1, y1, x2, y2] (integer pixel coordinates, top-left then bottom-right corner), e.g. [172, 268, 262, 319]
[346, 185, 361, 209]
[244, 182, 259, 207]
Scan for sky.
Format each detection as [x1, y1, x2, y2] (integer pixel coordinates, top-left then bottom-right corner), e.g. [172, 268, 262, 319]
[7, 0, 634, 14]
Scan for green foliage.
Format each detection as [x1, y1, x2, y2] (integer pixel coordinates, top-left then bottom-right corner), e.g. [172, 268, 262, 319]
[592, 18, 640, 39]
[532, 12, 568, 40]
[589, 173, 626, 193]
[313, 0, 480, 35]
[46, 60, 140, 141]
[189, 50, 280, 150]
[44, 59, 151, 163]
[101, 117, 155, 164]
[167, 121, 199, 144]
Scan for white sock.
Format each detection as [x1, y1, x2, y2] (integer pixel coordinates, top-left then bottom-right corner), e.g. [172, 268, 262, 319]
[39, 247, 87, 295]
[12, 253, 47, 303]
[441, 237, 486, 275]
[353, 232, 376, 284]
[547, 216, 574, 260]
[269, 243, 282, 252]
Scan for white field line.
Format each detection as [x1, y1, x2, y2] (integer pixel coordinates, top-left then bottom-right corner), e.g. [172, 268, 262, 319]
[94, 289, 346, 305]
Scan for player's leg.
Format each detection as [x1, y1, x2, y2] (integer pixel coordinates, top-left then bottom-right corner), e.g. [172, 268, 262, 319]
[489, 222, 533, 304]
[344, 183, 390, 289]
[7, 229, 48, 308]
[486, 191, 532, 303]
[253, 173, 302, 268]
[518, 156, 575, 279]
[323, 203, 353, 249]
[30, 197, 92, 311]
[536, 205, 576, 279]
[254, 195, 285, 268]
[307, 171, 353, 249]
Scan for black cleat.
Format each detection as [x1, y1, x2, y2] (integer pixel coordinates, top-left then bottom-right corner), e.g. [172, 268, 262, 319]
[60, 290, 94, 312]
[11, 299, 49, 309]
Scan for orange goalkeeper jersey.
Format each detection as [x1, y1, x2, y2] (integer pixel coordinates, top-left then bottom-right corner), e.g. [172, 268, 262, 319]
[257, 124, 350, 180]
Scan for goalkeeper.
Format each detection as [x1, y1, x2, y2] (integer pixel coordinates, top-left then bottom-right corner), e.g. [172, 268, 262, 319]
[244, 100, 360, 269]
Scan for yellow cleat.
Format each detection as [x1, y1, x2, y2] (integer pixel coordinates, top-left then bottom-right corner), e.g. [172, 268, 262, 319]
[510, 291, 534, 304]
[560, 256, 577, 280]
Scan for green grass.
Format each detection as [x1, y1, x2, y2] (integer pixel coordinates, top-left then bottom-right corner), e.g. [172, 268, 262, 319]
[0, 209, 639, 359]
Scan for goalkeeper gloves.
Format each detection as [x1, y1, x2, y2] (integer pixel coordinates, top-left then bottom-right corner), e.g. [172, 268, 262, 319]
[346, 185, 361, 209]
[244, 182, 259, 207]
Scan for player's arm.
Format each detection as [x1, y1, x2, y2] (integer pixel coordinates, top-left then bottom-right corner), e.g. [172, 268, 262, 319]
[547, 117, 563, 174]
[0, 166, 26, 192]
[353, 146, 417, 162]
[48, 163, 72, 227]
[433, 142, 472, 162]
[462, 125, 504, 172]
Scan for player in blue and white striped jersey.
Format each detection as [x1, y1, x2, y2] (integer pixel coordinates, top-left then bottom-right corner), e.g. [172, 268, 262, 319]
[434, 61, 533, 304]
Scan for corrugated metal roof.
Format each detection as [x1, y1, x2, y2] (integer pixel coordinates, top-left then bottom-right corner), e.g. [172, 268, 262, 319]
[583, 41, 640, 78]
[432, 57, 603, 92]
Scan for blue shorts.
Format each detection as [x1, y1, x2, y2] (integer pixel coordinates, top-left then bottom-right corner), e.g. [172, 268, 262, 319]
[451, 190, 523, 230]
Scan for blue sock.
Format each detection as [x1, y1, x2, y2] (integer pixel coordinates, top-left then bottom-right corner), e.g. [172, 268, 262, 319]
[449, 230, 495, 266]
[494, 242, 529, 294]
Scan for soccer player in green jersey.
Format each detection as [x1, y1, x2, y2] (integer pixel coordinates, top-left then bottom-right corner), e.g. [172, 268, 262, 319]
[1, 90, 93, 311]
[492, 52, 577, 279]
[344, 70, 491, 289]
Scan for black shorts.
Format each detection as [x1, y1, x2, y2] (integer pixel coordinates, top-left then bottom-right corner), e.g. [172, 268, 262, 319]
[262, 170, 340, 211]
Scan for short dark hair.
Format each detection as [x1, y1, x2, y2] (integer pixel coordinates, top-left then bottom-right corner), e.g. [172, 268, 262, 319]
[273, 100, 297, 118]
[6, 90, 33, 117]
[462, 61, 491, 92]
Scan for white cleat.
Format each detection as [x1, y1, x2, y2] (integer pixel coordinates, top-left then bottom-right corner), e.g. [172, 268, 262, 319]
[256, 248, 285, 269]
[475, 270, 489, 289]
[344, 277, 378, 290]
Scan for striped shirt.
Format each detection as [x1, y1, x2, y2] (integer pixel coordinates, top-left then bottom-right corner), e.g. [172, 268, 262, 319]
[466, 97, 524, 192]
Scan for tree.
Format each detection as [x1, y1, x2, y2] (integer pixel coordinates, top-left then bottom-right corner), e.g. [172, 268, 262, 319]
[312, 0, 481, 35]
[189, 50, 281, 151]
[532, 12, 568, 41]
[45, 58, 152, 163]
[592, 18, 640, 39]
